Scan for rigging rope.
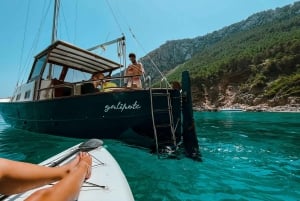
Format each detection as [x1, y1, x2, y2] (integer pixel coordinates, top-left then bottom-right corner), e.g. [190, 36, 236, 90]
[116, 38, 126, 81]
[16, 0, 31, 88]
[112, 3, 171, 87]
[105, 0, 124, 35]
[60, 3, 71, 41]
[20, 0, 52, 84]
[74, 0, 78, 43]
[128, 28, 171, 87]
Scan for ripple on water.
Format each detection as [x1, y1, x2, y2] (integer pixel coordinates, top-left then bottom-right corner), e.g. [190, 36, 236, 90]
[0, 112, 300, 201]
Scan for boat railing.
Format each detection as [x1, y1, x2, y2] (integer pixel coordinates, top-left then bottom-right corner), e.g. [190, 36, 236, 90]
[37, 75, 149, 99]
[144, 75, 152, 89]
[95, 75, 156, 90]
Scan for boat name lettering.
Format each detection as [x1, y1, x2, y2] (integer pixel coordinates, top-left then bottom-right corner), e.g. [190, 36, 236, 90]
[104, 101, 141, 112]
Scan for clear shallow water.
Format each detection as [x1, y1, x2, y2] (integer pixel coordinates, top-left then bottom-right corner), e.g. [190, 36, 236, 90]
[0, 112, 299, 201]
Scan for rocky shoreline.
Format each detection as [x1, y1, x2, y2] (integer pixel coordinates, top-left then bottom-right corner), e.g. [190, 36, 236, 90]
[193, 103, 300, 112]
[193, 91, 300, 112]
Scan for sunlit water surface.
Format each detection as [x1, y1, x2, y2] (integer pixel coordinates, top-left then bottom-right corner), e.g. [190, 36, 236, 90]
[0, 112, 299, 201]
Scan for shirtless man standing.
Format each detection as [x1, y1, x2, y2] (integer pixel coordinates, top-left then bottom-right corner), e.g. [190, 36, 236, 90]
[125, 53, 145, 88]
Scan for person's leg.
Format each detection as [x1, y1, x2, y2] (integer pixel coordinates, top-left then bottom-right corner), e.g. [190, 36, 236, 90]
[25, 152, 92, 201]
[0, 155, 80, 195]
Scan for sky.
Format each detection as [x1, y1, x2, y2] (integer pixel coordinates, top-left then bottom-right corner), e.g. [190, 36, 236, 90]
[0, 0, 298, 97]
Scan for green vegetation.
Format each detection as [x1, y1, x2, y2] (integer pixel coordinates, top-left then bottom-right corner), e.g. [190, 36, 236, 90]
[168, 17, 300, 81]
[265, 73, 300, 98]
[165, 4, 300, 104]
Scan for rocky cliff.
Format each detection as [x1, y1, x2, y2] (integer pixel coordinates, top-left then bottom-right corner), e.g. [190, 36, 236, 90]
[141, 2, 300, 111]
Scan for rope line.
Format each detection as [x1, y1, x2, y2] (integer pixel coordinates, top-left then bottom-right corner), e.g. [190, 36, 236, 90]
[105, 0, 124, 34]
[74, 0, 78, 43]
[60, 3, 71, 41]
[20, 0, 52, 84]
[16, 0, 31, 88]
[83, 181, 107, 189]
[129, 28, 171, 87]
[111, 2, 171, 86]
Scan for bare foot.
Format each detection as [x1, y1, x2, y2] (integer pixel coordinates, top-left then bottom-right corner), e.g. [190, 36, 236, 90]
[58, 154, 80, 178]
[78, 152, 92, 180]
[65, 155, 80, 169]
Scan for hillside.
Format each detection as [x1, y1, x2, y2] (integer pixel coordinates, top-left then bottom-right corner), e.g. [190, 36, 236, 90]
[141, 2, 300, 110]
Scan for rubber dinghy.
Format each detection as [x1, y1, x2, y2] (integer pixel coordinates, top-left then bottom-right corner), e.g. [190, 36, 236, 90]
[3, 139, 134, 201]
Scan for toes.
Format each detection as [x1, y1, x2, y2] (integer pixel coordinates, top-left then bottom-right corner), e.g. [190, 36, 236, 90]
[78, 152, 92, 180]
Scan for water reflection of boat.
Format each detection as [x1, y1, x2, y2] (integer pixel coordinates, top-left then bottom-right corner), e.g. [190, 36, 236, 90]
[0, 0, 200, 159]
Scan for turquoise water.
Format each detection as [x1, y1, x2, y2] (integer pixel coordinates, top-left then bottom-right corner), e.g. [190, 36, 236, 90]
[0, 112, 299, 201]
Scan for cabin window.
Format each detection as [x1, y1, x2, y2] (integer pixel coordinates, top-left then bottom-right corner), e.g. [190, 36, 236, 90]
[29, 55, 46, 80]
[16, 94, 21, 101]
[43, 63, 91, 83]
[52, 65, 64, 80]
[24, 90, 31, 99]
[64, 69, 90, 83]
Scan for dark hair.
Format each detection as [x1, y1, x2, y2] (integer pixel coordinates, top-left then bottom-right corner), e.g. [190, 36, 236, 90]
[129, 53, 136, 58]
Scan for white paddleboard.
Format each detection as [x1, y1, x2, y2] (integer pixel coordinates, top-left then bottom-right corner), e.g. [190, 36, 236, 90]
[4, 140, 134, 201]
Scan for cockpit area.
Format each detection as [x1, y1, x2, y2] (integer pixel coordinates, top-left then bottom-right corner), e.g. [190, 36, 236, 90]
[12, 40, 136, 102]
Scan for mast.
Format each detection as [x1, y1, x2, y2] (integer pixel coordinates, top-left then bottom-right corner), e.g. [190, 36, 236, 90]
[49, 0, 60, 79]
[52, 0, 60, 43]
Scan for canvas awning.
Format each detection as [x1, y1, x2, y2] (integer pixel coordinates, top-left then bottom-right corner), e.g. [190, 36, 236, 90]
[36, 40, 122, 74]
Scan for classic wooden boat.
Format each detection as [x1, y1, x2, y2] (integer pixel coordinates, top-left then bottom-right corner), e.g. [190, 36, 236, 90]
[0, 0, 200, 159]
[1, 139, 135, 201]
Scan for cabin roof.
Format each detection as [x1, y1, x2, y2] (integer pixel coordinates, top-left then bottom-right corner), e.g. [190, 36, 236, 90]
[35, 40, 122, 74]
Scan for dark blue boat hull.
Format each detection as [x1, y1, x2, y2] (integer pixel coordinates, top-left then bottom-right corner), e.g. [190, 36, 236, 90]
[0, 89, 181, 145]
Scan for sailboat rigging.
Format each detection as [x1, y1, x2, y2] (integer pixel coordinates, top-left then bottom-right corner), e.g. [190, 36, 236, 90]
[0, 0, 200, 160]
